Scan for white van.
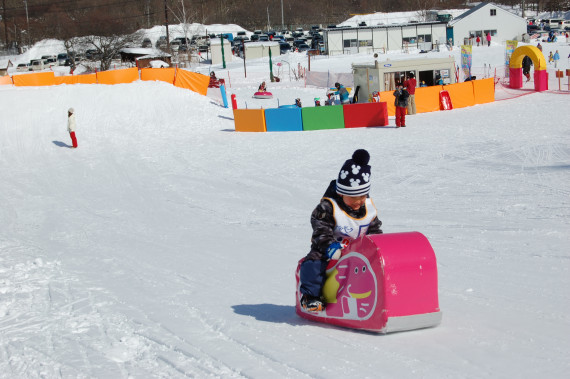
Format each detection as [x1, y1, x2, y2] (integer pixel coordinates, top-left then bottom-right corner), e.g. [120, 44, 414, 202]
[30, 59, 45, 71]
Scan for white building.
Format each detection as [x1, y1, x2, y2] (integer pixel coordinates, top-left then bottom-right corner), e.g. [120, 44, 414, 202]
[448, 2, 527, 45]
[324, 22, 448, 55]
[210, 38, 233, 65]
[243, 41, 280, 60]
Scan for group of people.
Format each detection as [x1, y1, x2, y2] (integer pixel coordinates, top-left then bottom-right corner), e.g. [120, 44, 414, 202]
[470, 32, 492, 47]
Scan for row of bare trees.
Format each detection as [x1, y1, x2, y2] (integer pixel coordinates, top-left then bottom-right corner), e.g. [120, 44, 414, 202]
[1, 0, 568, 48]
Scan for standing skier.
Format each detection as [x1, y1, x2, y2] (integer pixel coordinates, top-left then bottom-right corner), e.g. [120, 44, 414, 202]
[67, 108, 78, 148]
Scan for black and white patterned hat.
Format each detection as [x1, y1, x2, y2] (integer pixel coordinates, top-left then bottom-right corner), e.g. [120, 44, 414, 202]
[336, 149, 371, 196]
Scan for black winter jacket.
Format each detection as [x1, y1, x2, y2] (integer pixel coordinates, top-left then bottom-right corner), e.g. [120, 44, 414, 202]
[393, 88, 409, 108]
[305, 180, 383, 261]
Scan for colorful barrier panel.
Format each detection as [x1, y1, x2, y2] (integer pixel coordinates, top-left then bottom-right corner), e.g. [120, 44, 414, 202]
[445, 82, 475, 109]
[265, 107, 303, 132]
[0, 75, 12, 85]
[414, 85, 444, 113]
[295, 232, 442, 333]
[140, 68, 176, 84]
[96, 67, 139, 85]
[301, 105, 345, 131]
[379, 90, 396, 116]
[174, 70, 210, 96]
[233, 109, 266, 132]
[54, 74, 97, 85]
[13, 72, 55, 87]
[472, 78, 495, 104]
[343, 102, 388, 128]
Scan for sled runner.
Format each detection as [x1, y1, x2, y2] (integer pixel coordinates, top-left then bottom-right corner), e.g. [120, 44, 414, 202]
[295, 232, 442, 333]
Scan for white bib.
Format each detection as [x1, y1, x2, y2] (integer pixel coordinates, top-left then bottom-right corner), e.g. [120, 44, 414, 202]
[324, 197, 377, 247]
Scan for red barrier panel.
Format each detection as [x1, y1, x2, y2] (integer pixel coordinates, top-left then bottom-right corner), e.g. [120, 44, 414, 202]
[343, 102, 388, 128]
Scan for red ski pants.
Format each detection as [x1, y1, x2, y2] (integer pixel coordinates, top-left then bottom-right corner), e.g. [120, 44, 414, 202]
[69, 131, 78, 148]
[395, 106, 407, 127]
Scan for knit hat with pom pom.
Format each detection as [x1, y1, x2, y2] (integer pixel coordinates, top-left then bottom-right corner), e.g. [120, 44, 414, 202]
[336, 149, 372, 196]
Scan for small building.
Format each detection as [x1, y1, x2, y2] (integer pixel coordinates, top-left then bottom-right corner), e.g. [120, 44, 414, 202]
[209, 38, 234, 65]
[352, 57, 456, 101]
[119, 48, 172, 68]
[448, 2, 527, 45]
[242, 41, 280, 61]
[0, 60, 13, 76]
[323, 22, 448, 55]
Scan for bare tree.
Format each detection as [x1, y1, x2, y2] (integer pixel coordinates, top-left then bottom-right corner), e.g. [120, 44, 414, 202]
[80, 31, 142, 71]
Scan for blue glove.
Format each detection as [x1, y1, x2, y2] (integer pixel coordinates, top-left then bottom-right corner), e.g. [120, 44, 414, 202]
[325, 242, 343, 261]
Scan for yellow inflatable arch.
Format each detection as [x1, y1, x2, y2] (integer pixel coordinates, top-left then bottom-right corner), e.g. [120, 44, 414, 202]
[509, 45, 547, 71]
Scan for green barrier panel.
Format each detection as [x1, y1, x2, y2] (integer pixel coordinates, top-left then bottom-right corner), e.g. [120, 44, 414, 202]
[301, 105, 345, 131]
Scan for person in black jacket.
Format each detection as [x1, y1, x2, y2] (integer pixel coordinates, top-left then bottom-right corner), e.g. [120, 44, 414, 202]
[299, 149, 383, 312]
[393, 82, 409, 128]
[522, 55, 533, 82]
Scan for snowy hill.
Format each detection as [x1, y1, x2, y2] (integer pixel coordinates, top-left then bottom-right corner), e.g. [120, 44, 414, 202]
[1, 31, 569, 377]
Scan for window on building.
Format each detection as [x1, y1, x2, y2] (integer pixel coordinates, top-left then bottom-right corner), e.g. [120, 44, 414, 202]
[359, 40, 372, 47]
[417, 34, 432, 43]
[483, 29, 497, 36]
[343, 39, 357, 48]
[490, 9, 496, 16]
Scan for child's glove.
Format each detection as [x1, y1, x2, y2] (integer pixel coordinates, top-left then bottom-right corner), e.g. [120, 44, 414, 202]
[325, 242, 342, 261]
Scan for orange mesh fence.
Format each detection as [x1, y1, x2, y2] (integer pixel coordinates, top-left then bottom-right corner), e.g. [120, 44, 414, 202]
[0, 75, 13, 85]
[445, 82, 475, 109]
[96, 67, 139, 85]
[13, 72, 55, 87]
[472, 78, 495, 104]
[174, 70, 210, 95]
[140, 68, 176, 84]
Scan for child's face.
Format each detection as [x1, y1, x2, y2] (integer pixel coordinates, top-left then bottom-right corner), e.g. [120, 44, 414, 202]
[341, 194, 367, 210]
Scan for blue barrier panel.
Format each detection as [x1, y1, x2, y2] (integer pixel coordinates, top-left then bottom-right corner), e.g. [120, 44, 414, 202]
[265, 107, 303, 132]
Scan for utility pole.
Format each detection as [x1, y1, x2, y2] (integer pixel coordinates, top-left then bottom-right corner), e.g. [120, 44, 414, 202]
[164, 0, 170, 50]
[281, 0, 284, 31]
[3, 0, 8, 46]
[23, 0, 30, 46]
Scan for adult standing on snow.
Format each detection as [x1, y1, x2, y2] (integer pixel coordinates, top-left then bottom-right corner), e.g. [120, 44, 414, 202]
[553, 50, 560, 68]
[486, 32, 491, 47]
[67, 108, 78, 149]
[522, 55, 533, 82]
[403, 72, 417, 115]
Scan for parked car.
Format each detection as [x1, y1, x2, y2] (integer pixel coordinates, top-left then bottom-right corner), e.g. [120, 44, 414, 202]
[142, 38, 152, 48]
[278, 41, 291, 54]
[250, 34, 259, 42]
[295, 43, 311, 52]
[17, 63, 31, 72]
[30, 59, 45, 71]
[57, 53, 69, 65]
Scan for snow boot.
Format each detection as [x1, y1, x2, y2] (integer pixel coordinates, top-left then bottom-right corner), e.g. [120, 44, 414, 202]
[301, 294, 324, 312]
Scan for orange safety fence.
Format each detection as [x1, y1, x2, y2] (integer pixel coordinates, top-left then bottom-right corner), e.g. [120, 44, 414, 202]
[414, 85, 444, 113]
[445, 82, 476, 109]
[54, 73, 97, 85]
[379, 90, 396, 116]
[0, 75, 13, 85]
[174, 70, 210, 96]
[13, 72, 55, 87]
[472, 78, 495, 104]
[140, 68, 176, 84]
[96, 67, 139, 85]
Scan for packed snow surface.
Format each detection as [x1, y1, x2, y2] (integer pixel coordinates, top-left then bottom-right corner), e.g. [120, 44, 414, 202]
[1, 31, 569, 378]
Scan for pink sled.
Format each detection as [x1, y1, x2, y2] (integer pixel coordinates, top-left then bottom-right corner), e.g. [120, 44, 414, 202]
[295, 232, 442, 333]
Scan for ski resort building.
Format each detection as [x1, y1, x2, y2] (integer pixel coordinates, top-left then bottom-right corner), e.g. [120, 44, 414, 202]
[323, 22, 448, 55]
[447, 2, 527, 46]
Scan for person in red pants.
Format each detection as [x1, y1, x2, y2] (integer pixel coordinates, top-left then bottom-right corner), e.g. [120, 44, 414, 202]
[393, 83, 409, 128]
[67, 108, 78, 148]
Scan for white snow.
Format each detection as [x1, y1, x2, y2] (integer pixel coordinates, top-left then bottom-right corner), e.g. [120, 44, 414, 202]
[0, 30, 569, 378]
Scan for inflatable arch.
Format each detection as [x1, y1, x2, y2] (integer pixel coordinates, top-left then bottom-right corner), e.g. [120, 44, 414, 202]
[295, 232, 442, 333]
[509, 45, 548, 91]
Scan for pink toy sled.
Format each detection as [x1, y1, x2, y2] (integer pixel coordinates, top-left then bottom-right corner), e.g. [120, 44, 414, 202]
[252, 91, 273, 99]
[295, 232, 442, 333]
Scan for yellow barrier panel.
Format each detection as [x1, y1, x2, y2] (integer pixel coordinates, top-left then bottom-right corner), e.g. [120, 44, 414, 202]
[445, 82, 475, 109]
[96, 67, 139, 85]
[174, 70, 210, 96]
[472, 78, 495, 105]
[0, 75, 12, 85]
[13, 72, 55, 87]
[140, 68, 176, 84]
[233, 109, 266, 132]
[54, 74, 97, 85]
[414, 86, 444, 113]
